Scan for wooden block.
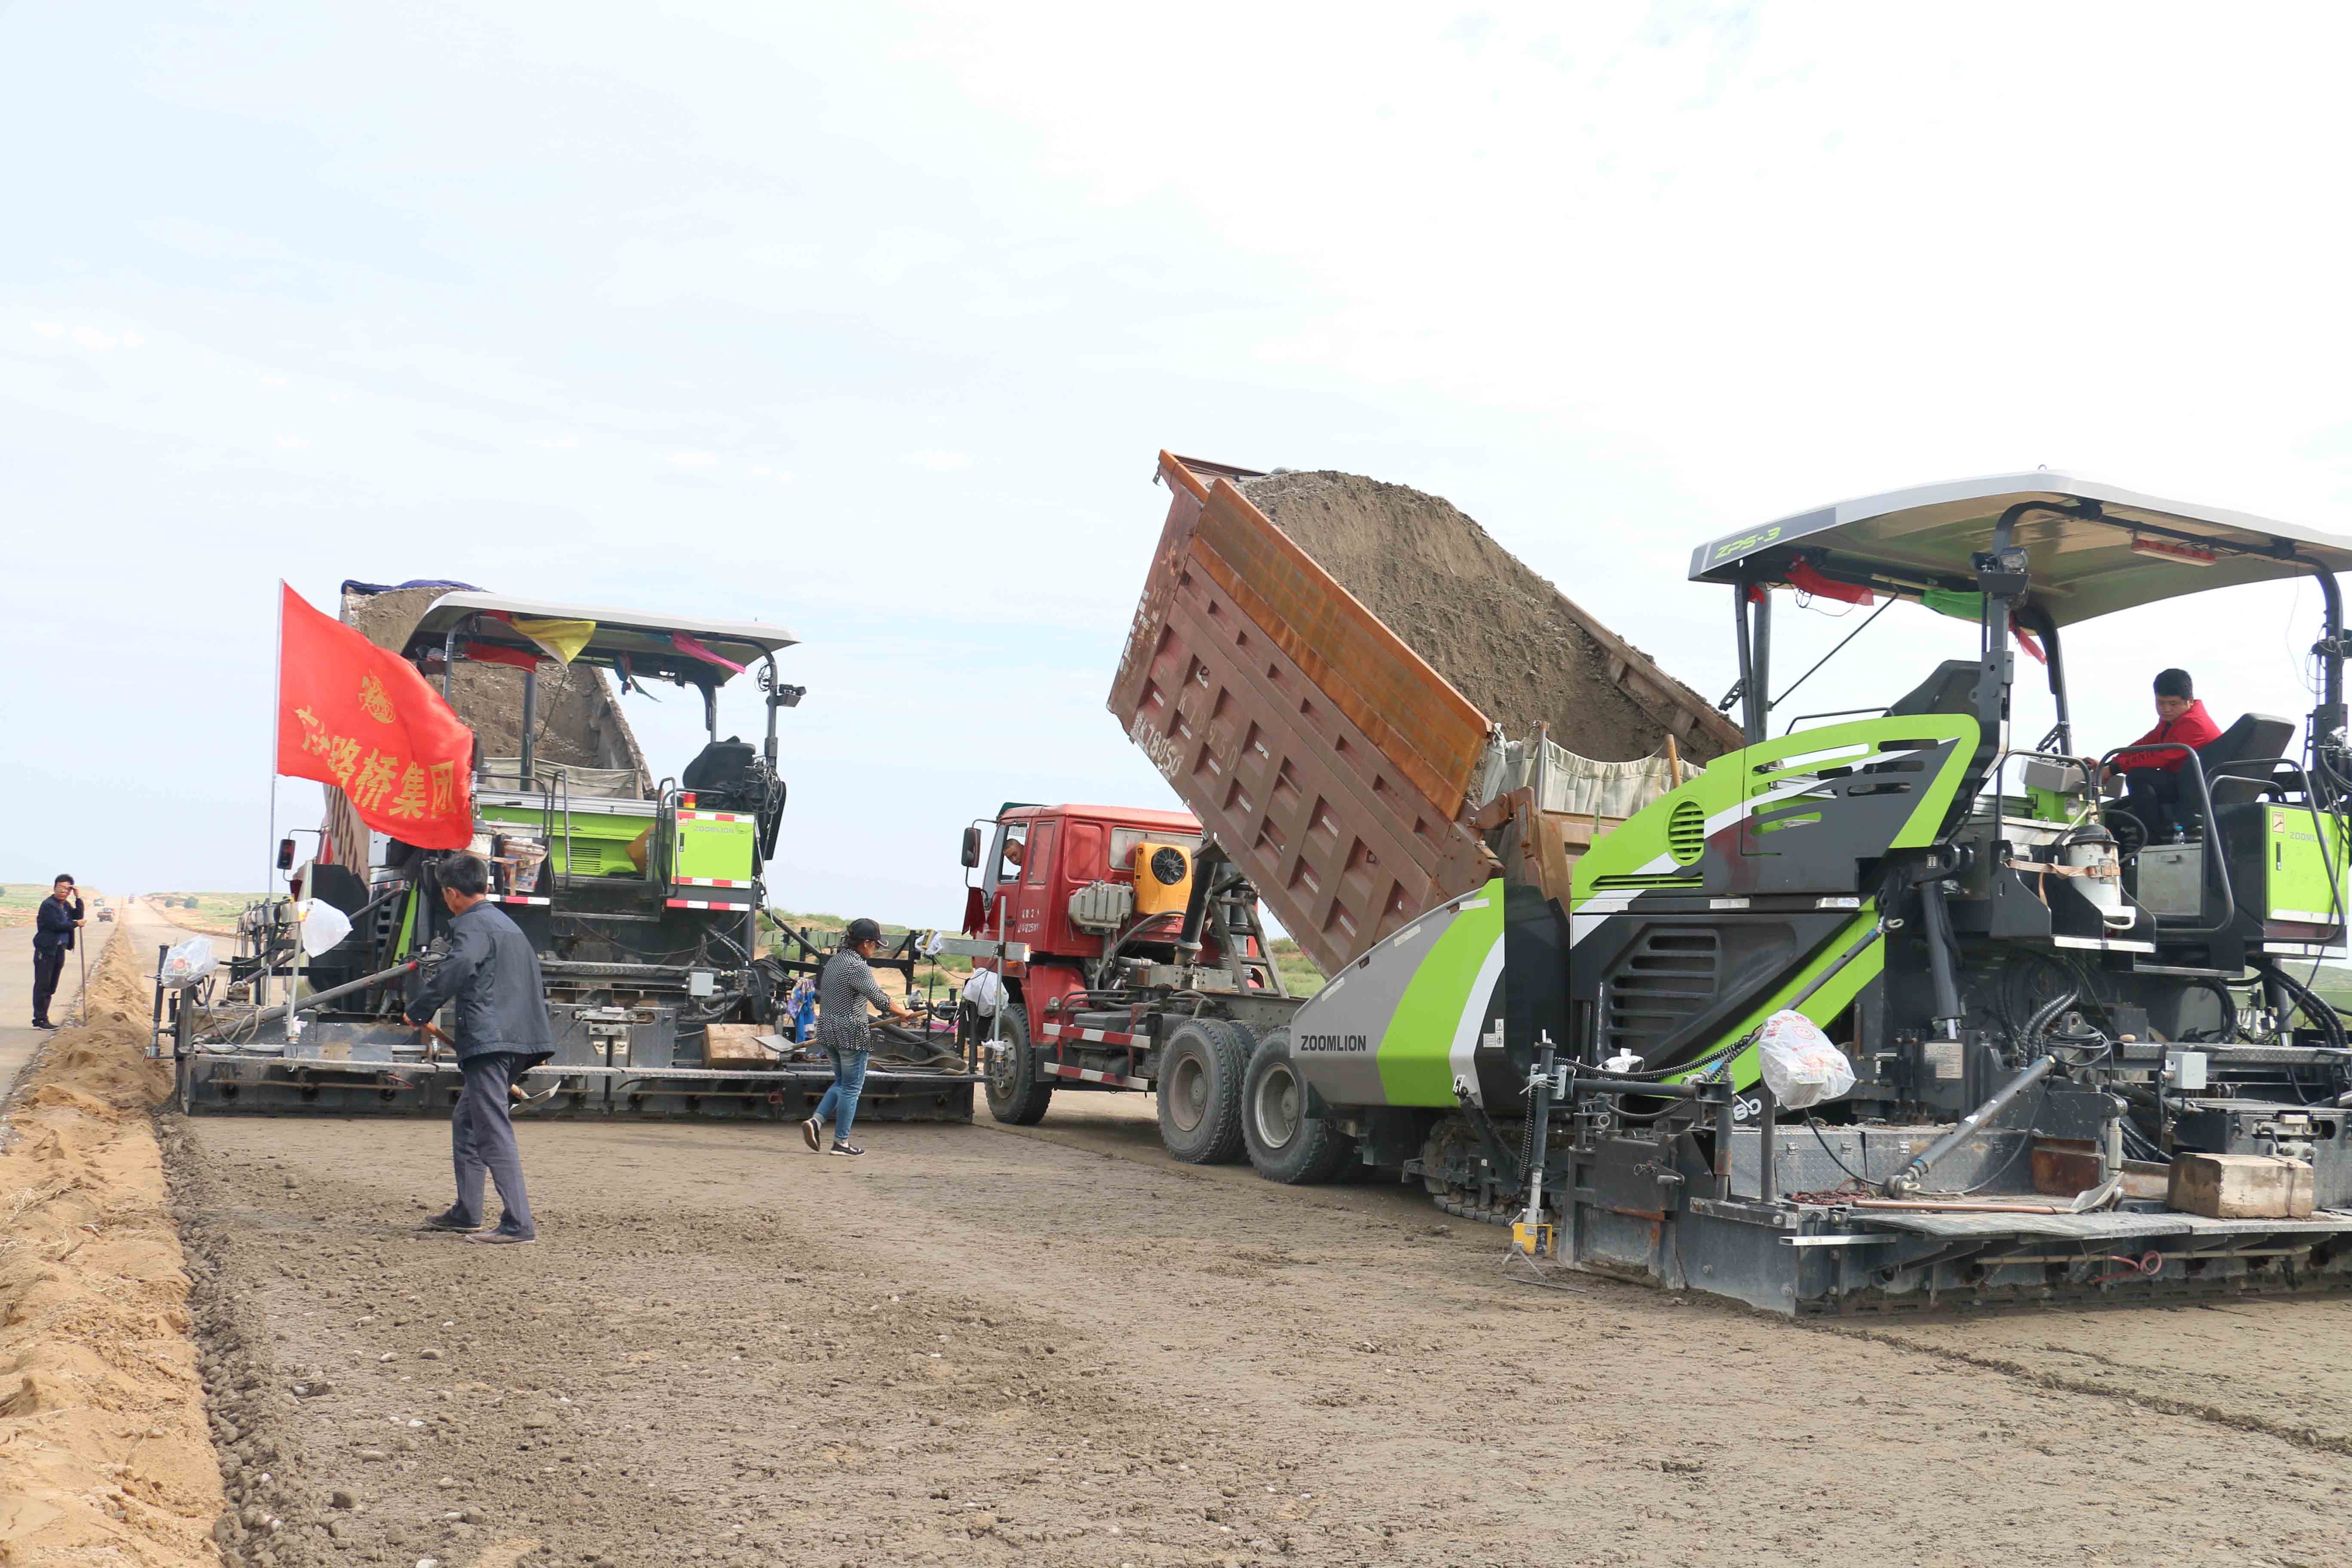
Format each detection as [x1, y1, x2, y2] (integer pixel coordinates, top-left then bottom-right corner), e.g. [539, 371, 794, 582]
[2167, 1152, 2315, 1219]
[703, 1024, 775, 1066]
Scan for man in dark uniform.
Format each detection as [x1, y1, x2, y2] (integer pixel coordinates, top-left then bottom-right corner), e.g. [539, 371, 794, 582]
[402, 852, 554, 1244]
[31, 875, 84, 1029]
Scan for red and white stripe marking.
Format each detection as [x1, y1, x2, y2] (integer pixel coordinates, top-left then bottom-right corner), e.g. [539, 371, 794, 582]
[675, 876, 752, 888]
[677, 810, 747, 822]
[665, 897, 751, 910]
[490, 894, 552, 906]
[1043, 1062, 1151, 1090]
[1041, 1021, 1143, 1047]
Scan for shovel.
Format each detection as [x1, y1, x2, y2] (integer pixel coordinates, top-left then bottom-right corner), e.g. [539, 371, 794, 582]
[418, 1020, 558, 1108]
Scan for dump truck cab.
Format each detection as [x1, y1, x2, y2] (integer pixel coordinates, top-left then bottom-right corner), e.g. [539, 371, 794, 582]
[954, 800, 1298, 1155]
[966, 803, 1205, 969]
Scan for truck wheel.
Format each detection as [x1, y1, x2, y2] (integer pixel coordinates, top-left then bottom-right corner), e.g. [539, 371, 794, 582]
[1157, 1019, 1247, 1164]
[983, 1007, 1054, 1126]
[1242, 1027, 1355, 1184]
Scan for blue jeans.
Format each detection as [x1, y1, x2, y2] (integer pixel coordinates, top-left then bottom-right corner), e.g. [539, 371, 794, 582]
[813, 1047, 869, 1140]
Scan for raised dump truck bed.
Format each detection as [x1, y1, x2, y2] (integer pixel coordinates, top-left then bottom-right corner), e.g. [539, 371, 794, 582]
[1108, 452, 1740, 977]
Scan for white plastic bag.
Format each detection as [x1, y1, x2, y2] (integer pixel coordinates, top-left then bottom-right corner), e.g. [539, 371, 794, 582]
[1756, 1009, 1855, 1110]
[161, 937, 217, 988]
[298, 899, 352, 957]
[961, 968, 1005, 1017]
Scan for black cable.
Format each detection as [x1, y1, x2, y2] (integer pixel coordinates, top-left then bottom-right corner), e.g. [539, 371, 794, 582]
[2182, 977, 2239, 1044]
[2266, 960, 2349, 1053]
[1805, 1115, 1875, 1188]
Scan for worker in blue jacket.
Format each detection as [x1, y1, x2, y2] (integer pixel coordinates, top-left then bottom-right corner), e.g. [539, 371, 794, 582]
[31, 875, 83, 1029]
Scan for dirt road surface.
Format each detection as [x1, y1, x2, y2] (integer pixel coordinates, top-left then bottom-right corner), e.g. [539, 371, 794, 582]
[166, 1087, 2352, 1568]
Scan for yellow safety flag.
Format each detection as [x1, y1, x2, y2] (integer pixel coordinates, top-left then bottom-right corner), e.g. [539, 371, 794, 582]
[508, 616, 595, 666]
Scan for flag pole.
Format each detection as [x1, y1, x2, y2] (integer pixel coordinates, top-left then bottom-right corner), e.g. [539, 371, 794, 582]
[265, 582, 285, 1010]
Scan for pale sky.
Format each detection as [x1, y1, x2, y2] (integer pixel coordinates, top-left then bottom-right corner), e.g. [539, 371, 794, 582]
[8, 2, 2352, 925]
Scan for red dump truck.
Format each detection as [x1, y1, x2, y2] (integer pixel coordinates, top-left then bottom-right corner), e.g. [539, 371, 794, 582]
[954, 800, 1303, 1161]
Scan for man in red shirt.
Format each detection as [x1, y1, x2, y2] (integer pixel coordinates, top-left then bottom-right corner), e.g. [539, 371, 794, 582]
[2109, 668, 2223, 840]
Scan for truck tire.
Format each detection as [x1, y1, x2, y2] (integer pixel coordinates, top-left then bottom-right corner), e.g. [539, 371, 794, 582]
[983, 1006, 1054, 1126]
[1242, 1026, 1355, 1184]
[1156, 1019, 1247, 1164]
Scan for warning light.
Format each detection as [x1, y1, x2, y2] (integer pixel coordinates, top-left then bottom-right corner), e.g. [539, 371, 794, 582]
[2129, 535, 2217, 567]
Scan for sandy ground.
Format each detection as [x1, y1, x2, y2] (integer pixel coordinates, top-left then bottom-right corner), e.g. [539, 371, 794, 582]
[0, 927, 227, 1566]
[164, 1082, 2352, 1568]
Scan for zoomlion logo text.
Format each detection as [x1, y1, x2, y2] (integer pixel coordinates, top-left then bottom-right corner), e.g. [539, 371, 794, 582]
[1298, 1033, 1370, 1054]
[1709, 524, 1782, 562]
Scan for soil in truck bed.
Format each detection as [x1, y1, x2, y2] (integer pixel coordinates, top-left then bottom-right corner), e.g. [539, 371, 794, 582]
[1240, 470, 1731, 765]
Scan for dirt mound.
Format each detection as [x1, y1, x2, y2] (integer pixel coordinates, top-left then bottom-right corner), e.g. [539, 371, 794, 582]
[0, 931, 224, 1565]
[343, 585, 647, 785]
[1240, 470, 1737, 763]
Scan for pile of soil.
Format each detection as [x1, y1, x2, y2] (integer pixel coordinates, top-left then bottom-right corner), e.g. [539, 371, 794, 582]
[1240, 471, 1737, 763]
[0, 931, 225, 1565]
[343, 587, 648, 785]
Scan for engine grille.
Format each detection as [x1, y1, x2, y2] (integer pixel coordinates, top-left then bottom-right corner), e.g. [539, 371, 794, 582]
[1600, 927, 1723, 1063]
[1667, 799, 1706, 864]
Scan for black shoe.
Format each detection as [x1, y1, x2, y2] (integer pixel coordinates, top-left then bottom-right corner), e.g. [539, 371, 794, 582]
[801, 1118, 822, 1153]
[422, 1210, 482, 1233]
[828, 1141, 865, 1158]
[31, 1019, 55, 1030]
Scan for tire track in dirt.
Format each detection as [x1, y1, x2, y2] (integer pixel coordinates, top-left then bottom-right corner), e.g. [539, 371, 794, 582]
[1811, 1307, 2352, 1457]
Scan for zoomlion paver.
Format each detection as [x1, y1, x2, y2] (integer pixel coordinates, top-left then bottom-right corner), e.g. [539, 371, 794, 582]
[1114, 456, 2352, 1314]
[174, 588, 978, 1126]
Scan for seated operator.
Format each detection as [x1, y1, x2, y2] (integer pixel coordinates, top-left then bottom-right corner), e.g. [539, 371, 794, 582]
[2107, 667, 2221, 841]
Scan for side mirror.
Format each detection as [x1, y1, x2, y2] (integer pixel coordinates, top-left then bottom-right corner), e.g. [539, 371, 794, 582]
[959, 825, 982, 870]
[277, 837, 298, 872]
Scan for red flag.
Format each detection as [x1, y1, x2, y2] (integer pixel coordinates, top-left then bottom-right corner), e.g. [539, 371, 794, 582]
[463, 640, 542, 673]
[1785, 560, 1874, 606]
[276, 584, 476, 850]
